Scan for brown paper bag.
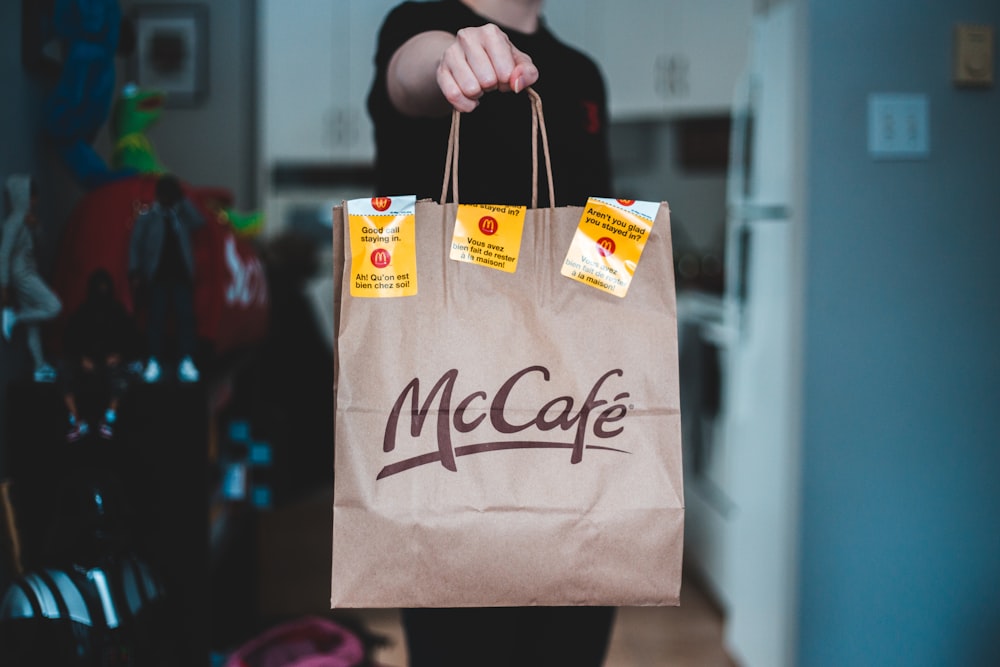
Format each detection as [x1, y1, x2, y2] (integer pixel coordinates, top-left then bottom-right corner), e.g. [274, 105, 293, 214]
[331, 90, 683, 608]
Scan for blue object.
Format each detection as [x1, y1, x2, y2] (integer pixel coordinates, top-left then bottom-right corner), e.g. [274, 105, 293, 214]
[42, 0, 135, 189]
[227, 420, 251, 443]
[248, 442, 272, 467]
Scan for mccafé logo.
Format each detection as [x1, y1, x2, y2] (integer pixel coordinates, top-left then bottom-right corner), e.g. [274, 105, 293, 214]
[478, 215, 498, 236]
[371, 197, 391, 212]
[596, 237, 616, 257]
[377, 365, 631, 479]
[371, 248, 391, 269]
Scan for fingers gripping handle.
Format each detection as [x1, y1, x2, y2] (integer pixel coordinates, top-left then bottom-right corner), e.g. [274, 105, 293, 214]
[439, 88, 556, 209]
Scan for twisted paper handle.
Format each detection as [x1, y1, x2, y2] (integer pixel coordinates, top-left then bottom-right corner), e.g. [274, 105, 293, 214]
[440, 87, 556, 208]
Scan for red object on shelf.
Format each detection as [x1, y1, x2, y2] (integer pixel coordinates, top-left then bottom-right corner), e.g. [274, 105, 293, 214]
[50, 174, 269, 357]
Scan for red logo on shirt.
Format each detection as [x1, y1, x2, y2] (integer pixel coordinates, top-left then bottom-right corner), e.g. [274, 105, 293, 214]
[582, 101, 601, 134]
[371, 197, 391, 212]
[478, 216, 498, 236]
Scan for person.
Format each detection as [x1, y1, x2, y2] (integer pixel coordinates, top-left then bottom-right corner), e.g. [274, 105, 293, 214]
[61, 268, 138, 442]
[0, 174, 62, 383]
[369, 0, 611, 208]
[128, 173, 203, 384]
[368, 2, 615, 665]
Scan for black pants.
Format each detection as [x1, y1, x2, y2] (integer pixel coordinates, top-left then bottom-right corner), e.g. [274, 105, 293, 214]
[401, 606, 616, 667]
[146, 278, 196, 359]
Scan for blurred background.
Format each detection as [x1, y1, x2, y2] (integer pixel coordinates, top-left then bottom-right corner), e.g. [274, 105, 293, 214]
[1, 0, 998, 665]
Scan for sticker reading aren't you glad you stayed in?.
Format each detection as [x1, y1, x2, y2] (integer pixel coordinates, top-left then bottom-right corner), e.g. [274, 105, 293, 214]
[561, 198, 659, 298]
[347, 196, 418, 298]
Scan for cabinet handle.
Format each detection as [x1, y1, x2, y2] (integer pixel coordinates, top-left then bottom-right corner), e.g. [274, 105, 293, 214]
[334, 109, 347, 146]
[344, 108, 360, 146]
[656, 54, 690, 98]
[323, 108, 338, 147]
[328, 108, 360, 147]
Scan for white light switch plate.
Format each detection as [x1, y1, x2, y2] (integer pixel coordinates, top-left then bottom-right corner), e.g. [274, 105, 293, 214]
[868, 93, 930, 159]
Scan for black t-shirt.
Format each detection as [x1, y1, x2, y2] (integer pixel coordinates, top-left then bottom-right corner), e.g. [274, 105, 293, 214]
[368, 0, 612, 207]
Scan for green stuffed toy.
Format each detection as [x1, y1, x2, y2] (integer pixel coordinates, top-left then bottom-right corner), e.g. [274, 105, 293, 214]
[110, 83, 263, 236]
[111, 83, 167, 175]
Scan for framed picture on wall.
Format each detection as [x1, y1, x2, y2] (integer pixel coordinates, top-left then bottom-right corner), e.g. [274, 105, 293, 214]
[130, 4, 209, 107]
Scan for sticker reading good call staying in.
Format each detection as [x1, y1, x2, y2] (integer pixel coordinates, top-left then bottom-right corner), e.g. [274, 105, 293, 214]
[561, 198, 659, 297]
[449, 204, 527, 273]
[347, 196, 418, 298]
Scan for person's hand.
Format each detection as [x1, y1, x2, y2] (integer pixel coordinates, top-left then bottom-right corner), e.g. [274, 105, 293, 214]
[437, 24, 539, 113]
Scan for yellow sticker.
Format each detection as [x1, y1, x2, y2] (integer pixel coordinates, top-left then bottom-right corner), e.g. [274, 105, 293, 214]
[449, 204, 527, 273]
[561, 198, 659, 297]
[347, 196, 418, 298]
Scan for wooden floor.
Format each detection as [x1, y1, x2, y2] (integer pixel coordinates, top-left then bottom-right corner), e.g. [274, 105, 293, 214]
[254, 488, 737, 667]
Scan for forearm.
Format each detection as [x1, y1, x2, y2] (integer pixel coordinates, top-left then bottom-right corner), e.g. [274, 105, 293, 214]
[387, 30, 457, 117]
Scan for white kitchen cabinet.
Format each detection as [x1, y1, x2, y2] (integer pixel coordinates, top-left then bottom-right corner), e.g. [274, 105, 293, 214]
[259, 0, 752, 168]
[260, 0, 338, 164]
[596, 0, 681, 119]
[259, 0, 396, 165]
[544, 0, 752, 119]
[679, 0, 754, 114]
[540, 0, 599, 55]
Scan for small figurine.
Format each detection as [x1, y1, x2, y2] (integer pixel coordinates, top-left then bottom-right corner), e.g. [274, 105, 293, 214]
[128, 173, 203, 383]
[110, 83, 168, 175]
[0, 174, 61, 382]
[61, 269, 137, 441]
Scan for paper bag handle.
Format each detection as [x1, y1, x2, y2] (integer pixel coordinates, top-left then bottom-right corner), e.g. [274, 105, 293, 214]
[439, 87, 556, 208]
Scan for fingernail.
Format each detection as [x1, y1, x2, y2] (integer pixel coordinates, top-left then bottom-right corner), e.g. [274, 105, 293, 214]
[513, 76, 524, 94]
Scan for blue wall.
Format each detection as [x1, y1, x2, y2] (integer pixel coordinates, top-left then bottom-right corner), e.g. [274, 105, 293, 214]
[800, 1, 1000, 665]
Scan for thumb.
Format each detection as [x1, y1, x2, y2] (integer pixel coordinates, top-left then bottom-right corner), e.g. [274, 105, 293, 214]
[509, 51, 538, 93]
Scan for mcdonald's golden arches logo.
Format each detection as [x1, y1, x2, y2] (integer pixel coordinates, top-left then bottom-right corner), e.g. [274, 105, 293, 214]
[596, 237, 616, 257]
[478, 216, 498, 236]
[371, 248, 392, 269]
[371, 197, 392, 212]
